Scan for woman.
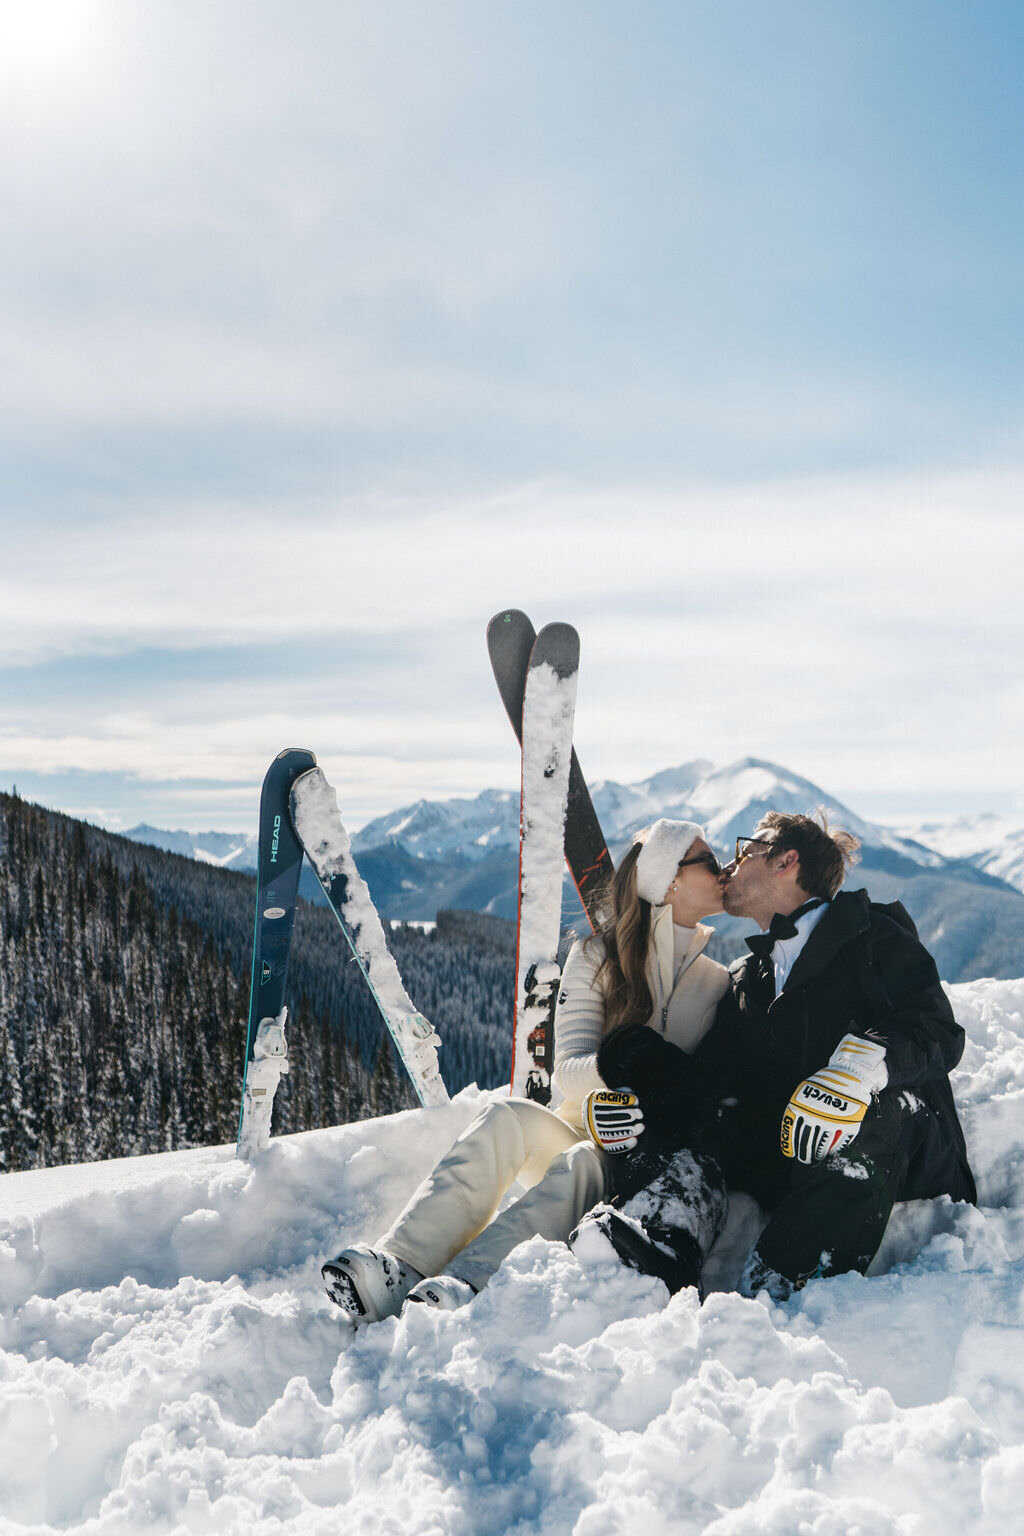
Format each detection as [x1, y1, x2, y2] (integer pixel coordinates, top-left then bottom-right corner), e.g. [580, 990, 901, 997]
[321, 819, 728, 1323]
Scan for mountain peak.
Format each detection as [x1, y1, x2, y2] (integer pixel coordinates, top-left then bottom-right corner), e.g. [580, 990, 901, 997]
[120, 760, 1024, 937]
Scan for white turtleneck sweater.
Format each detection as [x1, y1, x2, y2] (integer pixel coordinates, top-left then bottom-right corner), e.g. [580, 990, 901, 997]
[551, 903, 729, 1132]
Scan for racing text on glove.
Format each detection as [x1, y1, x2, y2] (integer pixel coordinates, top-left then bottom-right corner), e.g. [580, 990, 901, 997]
[582, 1088, 646, 1154]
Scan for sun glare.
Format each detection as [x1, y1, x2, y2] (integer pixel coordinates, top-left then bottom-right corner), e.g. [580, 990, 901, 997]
[0, 0, 103, 88]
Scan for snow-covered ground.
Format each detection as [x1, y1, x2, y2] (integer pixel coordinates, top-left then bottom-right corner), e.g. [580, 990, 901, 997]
[3, 978, 1024, 1535]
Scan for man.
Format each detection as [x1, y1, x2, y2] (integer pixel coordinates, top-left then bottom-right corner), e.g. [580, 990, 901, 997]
[575, 811, 976, 1299]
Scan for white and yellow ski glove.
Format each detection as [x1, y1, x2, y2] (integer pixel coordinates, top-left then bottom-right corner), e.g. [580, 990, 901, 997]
[582, 1088, 646, 1154]
[781, 1034, 888, 1164]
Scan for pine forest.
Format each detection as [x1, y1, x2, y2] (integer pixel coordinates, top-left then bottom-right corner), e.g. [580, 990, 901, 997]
[0, 792, 517, 1173]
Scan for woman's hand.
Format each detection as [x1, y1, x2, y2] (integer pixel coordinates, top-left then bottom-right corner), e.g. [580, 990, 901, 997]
[597, 1021, 692, 1101]
[582, 1088, 646, 1153]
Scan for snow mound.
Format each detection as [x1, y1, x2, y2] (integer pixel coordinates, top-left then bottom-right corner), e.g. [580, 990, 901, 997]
[3, 982, 1024, 1534]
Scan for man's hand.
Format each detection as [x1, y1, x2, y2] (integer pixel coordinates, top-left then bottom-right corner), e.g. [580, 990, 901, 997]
[582, 1088, 646, 1154]
[781, 1034, 888, 1164]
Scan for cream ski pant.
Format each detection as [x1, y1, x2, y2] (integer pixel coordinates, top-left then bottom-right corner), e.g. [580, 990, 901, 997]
[382, 1098, 608, 1293]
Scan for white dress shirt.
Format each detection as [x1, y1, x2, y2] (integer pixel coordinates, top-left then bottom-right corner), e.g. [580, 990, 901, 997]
[768, 900, 830, 996]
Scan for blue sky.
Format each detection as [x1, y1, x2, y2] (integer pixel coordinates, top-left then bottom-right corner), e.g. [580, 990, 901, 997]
[2, 0, 1022, 833]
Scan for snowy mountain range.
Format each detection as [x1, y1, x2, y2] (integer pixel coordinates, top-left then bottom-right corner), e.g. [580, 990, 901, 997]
[123, 822, 259, 871]
[890, 811, 1024, 897]
[351, 756, 965, 874]
[129, 756, 1019, 887]
[122, 757, 1024, 982]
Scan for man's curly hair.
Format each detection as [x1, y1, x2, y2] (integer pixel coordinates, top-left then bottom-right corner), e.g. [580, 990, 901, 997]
[755, 808, 860, 900]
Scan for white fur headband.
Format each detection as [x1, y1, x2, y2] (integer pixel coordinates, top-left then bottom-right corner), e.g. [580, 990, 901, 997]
[634, 819, 705, 905]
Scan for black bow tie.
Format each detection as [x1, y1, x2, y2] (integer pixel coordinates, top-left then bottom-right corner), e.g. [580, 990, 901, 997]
[745, 900, 824, 959]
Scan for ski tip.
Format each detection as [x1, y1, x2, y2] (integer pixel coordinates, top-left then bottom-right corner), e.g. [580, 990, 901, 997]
[290, 766, 346, 857]
[259, 747, 318, 797]
[290, 763, 325, 793]
[529, 622, 580, 679]
[487, 608, 532, 639]
[264, 747, 318, 783]
[533, 620, 578, 642]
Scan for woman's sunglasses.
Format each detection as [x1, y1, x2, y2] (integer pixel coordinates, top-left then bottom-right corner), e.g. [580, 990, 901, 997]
[677, 851, 722, 876]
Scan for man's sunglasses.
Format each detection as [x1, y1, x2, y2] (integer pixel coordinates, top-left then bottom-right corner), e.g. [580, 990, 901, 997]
[678, 850, 723, 875]
[734, 836, 775, 864]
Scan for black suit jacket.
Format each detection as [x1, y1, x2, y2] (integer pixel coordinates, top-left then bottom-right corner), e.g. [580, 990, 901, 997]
[689, 889, 976, 1204]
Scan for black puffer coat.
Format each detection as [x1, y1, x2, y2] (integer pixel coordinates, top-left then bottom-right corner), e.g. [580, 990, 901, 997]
[691, 888, 976, 1204]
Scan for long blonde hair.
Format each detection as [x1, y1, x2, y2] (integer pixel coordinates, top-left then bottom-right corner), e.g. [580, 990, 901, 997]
[591, 840, 654, 1034]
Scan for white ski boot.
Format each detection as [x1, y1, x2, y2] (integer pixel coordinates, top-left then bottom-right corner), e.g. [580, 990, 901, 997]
[405, 1274, 478, 1312]
[321, 1245, 422, 1324]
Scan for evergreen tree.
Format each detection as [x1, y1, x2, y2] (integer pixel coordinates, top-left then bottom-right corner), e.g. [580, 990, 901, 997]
[0, 1014, 27, 1170]
[0, 792, 515, 1172]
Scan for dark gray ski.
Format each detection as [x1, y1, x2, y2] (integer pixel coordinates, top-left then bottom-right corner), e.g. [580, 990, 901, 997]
[237, 746, 317, 1159]
[487, 609, 614, 930]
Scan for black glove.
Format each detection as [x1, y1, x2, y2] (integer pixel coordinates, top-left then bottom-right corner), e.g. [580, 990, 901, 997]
[597, 1022, 694, 1104]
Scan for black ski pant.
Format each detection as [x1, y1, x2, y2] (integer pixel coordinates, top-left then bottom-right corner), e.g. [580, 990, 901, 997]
[610, 1089, 970, 1292]
[741, 1088, 970, 1287]
[603, 1141, 728, 1293]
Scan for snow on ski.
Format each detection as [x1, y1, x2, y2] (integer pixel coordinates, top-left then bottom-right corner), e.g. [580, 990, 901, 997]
[513, 622, 579, 1103]
[487, 608, 613, 931]
[289, 766, 449, 1108]
[237, 746, 317, 1160]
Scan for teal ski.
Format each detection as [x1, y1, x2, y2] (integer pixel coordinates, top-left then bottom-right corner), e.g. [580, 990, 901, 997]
[236, 747, 317, 1159]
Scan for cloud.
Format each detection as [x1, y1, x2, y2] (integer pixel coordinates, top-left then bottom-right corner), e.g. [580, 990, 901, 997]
[2, 466, 1022, 828]
[4, 467, 1022, 655]
[2, 5, 1022, 828]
